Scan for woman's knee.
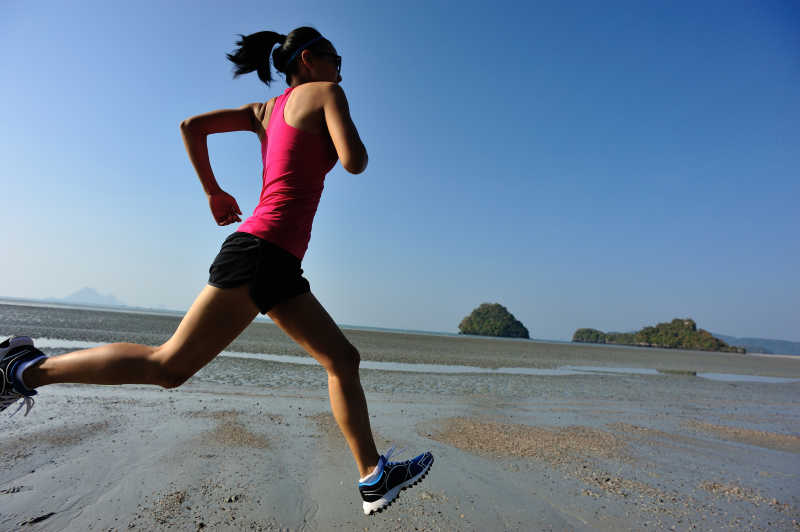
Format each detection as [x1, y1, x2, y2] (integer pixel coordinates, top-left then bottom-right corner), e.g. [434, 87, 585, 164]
[148, 344, 199, 389]
[323, 342, 361, 378]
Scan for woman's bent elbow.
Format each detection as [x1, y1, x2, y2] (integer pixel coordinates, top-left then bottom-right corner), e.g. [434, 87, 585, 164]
[342, 153, 368, 174]
[343, 162, 366, 174]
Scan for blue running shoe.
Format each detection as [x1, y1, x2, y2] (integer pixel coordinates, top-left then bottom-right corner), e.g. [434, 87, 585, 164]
[0, 336, 46, 416]
[358, 447, 434, 515]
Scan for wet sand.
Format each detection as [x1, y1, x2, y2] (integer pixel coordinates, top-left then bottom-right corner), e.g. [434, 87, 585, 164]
[1, 323, 800, 530]
[2, 370, 799, 530]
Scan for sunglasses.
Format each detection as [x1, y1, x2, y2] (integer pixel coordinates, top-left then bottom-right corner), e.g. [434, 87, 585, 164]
[319, 52, 342, 75]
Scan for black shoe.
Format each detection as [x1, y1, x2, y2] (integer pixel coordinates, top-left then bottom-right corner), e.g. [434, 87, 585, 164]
[358, 447, 434, 515]
[0, 336, 46, 416]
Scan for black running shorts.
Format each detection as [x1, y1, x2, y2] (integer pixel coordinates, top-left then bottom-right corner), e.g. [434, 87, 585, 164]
[208, 232, 310, 314]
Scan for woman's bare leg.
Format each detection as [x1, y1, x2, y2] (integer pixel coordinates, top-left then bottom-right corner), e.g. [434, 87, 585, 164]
[24, 285, 259, 389]
[22, 285, 379, 476]
[268, 292, 380, 478]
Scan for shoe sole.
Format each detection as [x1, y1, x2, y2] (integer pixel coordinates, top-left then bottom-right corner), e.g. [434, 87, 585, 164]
[363, 456, 434, 515]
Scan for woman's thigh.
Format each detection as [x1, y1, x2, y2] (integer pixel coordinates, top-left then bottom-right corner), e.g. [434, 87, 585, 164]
[155, 284, 260, 374]
[268, 292, 357, 371]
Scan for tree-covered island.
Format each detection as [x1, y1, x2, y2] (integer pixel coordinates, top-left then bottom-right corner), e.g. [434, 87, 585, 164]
[573, 318, 746, 353]
[459, 303, 530, 339]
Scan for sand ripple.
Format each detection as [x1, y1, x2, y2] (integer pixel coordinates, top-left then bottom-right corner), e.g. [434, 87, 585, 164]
[420, 417, 627, 465]
[686, 420, 800, 453]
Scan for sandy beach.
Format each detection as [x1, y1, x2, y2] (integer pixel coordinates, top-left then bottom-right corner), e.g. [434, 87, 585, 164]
[1, 308, 800, 530]
[2, 351, 799, 530]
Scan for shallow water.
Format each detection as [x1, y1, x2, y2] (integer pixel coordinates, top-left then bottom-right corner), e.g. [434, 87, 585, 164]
[21, 336, 800, 385]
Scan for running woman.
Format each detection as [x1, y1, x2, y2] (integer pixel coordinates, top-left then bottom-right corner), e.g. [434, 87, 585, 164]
[0, 26, 432, 515]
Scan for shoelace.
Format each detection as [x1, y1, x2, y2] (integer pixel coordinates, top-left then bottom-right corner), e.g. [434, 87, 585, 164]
[0, 393, 35, 416]
[383, 445, 410, 466]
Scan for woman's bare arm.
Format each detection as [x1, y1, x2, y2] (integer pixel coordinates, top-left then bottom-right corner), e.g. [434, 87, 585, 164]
[180, 102, 273, 225]
[321, 84, 368, 174]
[180, 103, 263, 196]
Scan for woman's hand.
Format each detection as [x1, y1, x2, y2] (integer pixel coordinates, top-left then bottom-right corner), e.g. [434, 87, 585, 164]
[208, 191, 242, 225]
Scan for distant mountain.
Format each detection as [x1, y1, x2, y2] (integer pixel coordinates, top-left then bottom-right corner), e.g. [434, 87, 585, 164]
[572, 318, 743, 353]
[56, 287, 126, 307]
[713, 334, 800, 356]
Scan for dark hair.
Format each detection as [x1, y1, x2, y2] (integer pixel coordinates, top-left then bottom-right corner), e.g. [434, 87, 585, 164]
[226, 27, 333, 86]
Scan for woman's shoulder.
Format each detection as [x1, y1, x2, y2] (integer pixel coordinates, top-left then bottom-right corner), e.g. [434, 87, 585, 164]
[250, 97, 278, 138]
[258, 96, 278, 114]
[291, 83, 349, 115]
[293, 81, 342, 98]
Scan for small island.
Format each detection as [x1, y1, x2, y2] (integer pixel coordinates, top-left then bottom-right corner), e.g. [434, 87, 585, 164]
[459, 303, 530, 339]
[572, 318, 745, 353]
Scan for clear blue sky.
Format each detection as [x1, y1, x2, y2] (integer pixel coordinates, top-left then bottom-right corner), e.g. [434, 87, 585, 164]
[2, 0, 798, 341]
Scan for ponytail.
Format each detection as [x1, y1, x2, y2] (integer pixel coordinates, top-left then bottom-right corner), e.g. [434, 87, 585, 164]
[227, 31, 286, 86]
[227, 27, 331, 87]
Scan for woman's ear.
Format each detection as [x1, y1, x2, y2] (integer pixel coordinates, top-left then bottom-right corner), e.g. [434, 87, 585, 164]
[299, 49, 314, 70]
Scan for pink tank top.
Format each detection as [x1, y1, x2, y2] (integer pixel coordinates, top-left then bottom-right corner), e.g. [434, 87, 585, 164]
[238, 86, 338, 259]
